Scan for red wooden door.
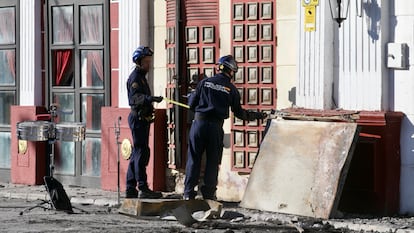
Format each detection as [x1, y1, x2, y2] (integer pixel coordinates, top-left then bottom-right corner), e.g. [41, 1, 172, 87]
[231, 0, 277, 172]
[166, 0, 220, 168]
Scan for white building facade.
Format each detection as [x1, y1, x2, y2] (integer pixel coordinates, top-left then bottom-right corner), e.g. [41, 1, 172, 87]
[296, 0, 414, 214]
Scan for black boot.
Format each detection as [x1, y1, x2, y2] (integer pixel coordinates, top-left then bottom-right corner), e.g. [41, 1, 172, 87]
[125, 188, 138, 198]
[201, 186, 217, 200]
[138, 188, 162, 199]
[183, 190, 197, 200]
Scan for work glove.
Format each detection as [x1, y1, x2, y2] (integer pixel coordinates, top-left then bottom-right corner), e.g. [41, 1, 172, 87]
[246, 110, 258, 121]
[246, 111, 268, 121]
[255, 112, 268, 120]
[151, 96, 163, 103]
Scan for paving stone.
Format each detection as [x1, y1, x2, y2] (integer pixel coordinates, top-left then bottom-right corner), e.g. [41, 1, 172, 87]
[10, 193, 28, 200]
[70, 197, 95, 205]
[27, 193, 48, 201]
[0, 191, 11, 199]
[94, 198, 119, 207]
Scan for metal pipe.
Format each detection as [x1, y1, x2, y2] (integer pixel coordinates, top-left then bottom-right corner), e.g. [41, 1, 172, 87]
[174, 0, 183, 166]
[115, 117, 121, 205]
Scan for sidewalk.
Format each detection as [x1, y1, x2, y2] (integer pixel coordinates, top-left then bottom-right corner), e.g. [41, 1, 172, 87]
[0, 182, 120, 207]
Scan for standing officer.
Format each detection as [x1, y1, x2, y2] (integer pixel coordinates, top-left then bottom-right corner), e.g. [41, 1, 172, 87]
[184, 55, 267, 200]
[126, 46, 163, 199]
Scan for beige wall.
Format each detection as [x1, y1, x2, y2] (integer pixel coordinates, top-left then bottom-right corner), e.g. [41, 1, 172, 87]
[152, 0, 168, 109]
[216, 0, 249, 202]
[276, 0, 297, 109]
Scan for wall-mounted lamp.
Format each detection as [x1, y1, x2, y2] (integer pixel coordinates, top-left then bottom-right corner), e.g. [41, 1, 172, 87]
[328, 0, 350, 27]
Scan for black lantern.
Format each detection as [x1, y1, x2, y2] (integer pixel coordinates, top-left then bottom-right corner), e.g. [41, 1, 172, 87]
[328, 0, 350, 27]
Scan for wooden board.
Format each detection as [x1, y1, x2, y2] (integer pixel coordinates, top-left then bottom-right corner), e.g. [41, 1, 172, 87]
[118, 198, 221, 217]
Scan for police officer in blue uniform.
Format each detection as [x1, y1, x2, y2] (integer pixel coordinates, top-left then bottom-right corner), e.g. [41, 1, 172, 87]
[184, 55, 267, 200]
[125, 46, 163, 199]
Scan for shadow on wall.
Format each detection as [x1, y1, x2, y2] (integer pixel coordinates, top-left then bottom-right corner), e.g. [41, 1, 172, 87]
[288, 87, 296, 106]
[363, 0, 381, 42]
[223, 133, 230, 149]
[400, 115, 414, 214]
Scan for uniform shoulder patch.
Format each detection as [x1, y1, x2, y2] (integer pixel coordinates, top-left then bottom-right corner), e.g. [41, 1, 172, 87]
[131, 82, 139, 89]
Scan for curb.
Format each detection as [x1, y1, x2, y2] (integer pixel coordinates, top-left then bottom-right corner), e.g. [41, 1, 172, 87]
[326, 220, 414, 233]
[0, 190, 118, 207]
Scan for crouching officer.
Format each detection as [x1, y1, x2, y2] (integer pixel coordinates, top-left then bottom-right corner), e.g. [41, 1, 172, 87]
[125, 46, 163, 199]
[184, 55, 267, 200]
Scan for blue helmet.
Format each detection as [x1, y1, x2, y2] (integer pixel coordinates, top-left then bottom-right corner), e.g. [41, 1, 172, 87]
[132, 46, 154, 63]
[218, 55, 238, 73]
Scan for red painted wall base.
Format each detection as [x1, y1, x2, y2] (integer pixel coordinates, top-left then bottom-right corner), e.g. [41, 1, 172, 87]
[11, 106, 49, 185]
[100, 107, 167, 192]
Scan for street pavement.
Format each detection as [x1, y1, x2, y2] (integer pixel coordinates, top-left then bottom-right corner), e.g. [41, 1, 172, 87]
[1, 182, 414, 232]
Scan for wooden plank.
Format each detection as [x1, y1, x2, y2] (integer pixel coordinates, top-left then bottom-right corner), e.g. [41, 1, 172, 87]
[118, 199, 220, 217]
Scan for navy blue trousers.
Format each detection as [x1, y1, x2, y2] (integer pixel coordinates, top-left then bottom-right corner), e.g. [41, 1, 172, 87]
[126, 113, 150, 191]
[184, 119, 224, 199]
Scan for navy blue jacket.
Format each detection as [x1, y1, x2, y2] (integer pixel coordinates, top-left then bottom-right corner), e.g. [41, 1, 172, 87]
[189, 73, 251, 121]
[127, 68, 153, 118]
